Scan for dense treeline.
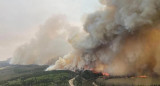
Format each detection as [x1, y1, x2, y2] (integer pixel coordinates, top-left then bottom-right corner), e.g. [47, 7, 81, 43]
[1, 70, 76, 86]
[0, 64, 76, 86]
[73, 70, 103, 86]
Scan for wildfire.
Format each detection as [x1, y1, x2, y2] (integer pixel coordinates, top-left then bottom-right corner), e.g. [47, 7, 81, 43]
[138, 75, 148, 78]
[102, 72, 110, 76]
[89, 68, 110, 76]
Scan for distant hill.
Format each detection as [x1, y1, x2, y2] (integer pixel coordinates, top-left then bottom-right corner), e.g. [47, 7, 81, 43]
[0, 60, 10, 68]
[0, 65, 48, 82]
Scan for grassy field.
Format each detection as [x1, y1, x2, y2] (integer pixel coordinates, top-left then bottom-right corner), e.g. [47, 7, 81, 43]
[96, 77, 160, 86]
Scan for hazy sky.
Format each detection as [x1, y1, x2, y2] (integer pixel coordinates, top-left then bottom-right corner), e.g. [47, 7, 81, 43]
[0, 0, 100, 61]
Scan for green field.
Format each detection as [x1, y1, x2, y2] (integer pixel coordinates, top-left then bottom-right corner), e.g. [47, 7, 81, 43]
[96, 77, 160, 86]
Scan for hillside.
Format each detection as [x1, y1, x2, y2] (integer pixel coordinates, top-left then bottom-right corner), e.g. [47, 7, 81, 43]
[0, 60, 10, 68]
[0, 61, 76, 86]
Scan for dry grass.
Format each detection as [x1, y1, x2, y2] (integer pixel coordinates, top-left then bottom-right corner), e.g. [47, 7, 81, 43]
[96, 77, 160, 86]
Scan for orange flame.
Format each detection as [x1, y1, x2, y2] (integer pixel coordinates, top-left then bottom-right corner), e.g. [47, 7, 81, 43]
[89, 68, 110, 76]
[102, 72, 110, 76]
[138, 75, 148, 78]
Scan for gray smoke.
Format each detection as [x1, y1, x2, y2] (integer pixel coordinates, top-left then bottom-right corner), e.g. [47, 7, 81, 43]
[10, 0, 160, 76]
[47, 0, 160, 76]
[10, 15, 79, 65]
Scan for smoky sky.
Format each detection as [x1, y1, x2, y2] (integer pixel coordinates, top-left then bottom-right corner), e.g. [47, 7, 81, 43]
[0, 0, 100, 61]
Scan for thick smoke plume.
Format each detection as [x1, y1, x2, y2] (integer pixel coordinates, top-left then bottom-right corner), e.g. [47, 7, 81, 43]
[47, 0, 160, 76]
[10, 15, 79, 65]
[10, 0, 160, 76]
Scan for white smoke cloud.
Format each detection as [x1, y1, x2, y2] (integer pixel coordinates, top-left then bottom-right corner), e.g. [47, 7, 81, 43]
[47, 0, 160, 76]
[10, 15, 80, 65]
